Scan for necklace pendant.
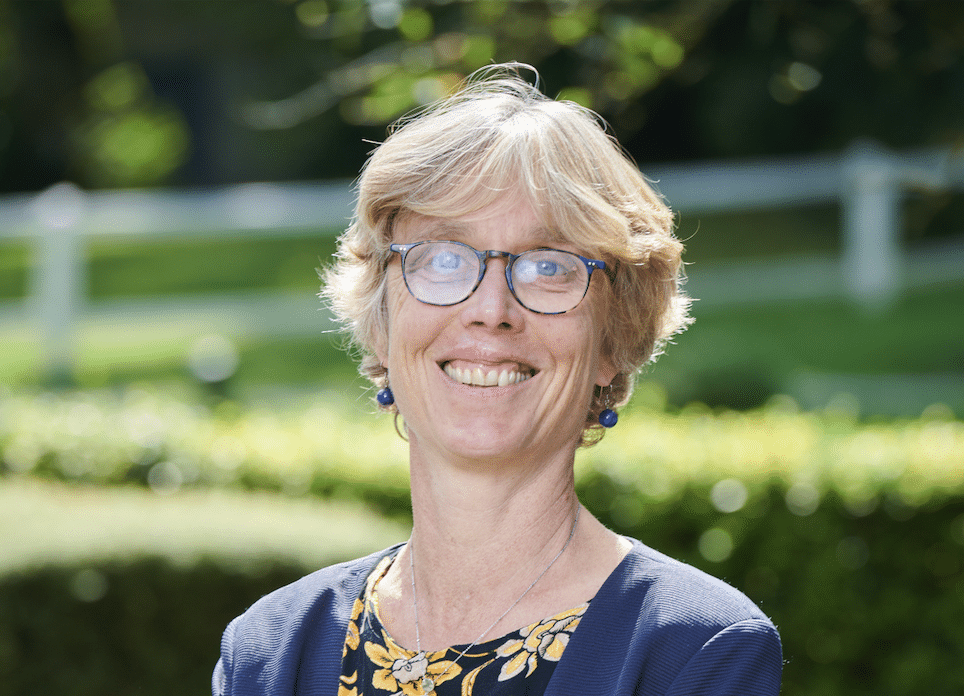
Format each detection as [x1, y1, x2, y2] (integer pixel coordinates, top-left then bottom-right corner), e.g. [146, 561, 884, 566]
[421, 676, 435, 693]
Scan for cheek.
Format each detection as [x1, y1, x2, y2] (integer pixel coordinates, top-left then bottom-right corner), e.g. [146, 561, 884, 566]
[382, 276, 411, 347]
[383, 284, 447, 365]
[565, 305, 613, 386]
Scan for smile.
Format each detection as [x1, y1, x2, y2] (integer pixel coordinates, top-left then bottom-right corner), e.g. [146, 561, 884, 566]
[442, 362, 534, 387]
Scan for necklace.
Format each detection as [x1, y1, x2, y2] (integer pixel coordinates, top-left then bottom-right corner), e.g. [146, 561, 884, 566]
[408, 504, 580, 695]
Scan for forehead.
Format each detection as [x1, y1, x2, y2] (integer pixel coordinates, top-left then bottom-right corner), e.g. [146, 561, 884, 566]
[393, 198, 567, 250]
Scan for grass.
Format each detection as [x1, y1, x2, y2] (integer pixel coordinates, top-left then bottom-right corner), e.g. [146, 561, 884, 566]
[85, 232, 340, 298]
[0, 476, 408, 576]
[674, 205, 841, 261]
[654, 282, 964, 376]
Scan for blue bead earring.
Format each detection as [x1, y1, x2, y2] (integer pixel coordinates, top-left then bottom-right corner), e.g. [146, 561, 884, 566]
[376, 370, 395, 407]
[598, 384, 617, 428]
[376, 385, 394, 406]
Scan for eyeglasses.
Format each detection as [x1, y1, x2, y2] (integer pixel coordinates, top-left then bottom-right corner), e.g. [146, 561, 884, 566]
[388, 240, 607, 315]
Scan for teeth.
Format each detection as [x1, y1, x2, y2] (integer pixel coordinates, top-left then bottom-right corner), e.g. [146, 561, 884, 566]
[444, 363, 532, 387]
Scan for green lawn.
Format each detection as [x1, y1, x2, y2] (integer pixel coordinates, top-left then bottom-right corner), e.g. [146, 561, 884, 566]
[0, 477, 408, 576]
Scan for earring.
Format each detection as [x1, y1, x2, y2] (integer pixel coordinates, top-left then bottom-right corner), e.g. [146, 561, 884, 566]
[376, 387, 394, 406]
[376, 372, 395, 406]
[598, 385, 617, 428]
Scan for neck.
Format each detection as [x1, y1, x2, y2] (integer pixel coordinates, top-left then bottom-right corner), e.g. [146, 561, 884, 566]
[409, 504, 580, 656]
[376, 432, 631, 651]
[396, 436, 582, 646]
[407, 431, 579, 565]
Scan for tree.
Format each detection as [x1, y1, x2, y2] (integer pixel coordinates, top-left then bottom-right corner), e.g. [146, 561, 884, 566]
[0, 0, 961, 190]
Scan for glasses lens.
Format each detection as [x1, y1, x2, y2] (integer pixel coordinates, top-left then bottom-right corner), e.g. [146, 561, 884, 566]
[511, 250, 590, 314]
[402, 241, 479, 305]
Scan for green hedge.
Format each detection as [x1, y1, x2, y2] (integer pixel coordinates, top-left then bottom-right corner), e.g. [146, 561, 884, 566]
[0, 558, 307, 696]
[3, 386, 961, 507]
[2, 387, 963, 695]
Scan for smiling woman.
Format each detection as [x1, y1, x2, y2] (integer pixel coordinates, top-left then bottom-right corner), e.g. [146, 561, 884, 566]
[213, 64, 782, 696]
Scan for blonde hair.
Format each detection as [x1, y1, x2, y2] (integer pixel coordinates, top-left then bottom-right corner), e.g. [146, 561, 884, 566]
[322, 63, 692, 445]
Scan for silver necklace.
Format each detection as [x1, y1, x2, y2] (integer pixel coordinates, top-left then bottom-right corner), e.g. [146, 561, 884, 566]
[408, 505, 580, 695]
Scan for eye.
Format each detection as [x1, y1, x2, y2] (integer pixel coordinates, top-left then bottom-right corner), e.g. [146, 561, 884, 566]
[430, 250, 462, 272]
[533, 259, 560, 276]
[405, 242, 476, 284]
[514, 252, 576, 284]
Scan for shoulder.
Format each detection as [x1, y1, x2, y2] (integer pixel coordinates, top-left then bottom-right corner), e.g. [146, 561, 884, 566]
[214, 545, 402, 696]
[230, 545, 397, 637]
[617, 538, 771, 628]
[552, 538, 781, 695]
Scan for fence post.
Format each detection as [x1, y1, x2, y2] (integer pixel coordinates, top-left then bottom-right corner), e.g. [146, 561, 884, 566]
[29, 183, 87, 385]
[840, 141, 902, 311]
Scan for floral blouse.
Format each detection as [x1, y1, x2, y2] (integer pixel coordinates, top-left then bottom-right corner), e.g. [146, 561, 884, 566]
[339, 554, 589, 696]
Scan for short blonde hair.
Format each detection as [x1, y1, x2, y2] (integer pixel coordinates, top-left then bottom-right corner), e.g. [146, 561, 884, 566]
[322, 63, 691, 445]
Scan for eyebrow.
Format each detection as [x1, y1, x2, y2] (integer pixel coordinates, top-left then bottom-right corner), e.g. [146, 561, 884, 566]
[420, 220, 469, 241]
[418, 220, 559, 248]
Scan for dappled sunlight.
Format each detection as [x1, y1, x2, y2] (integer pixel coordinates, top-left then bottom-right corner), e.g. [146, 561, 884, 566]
[579, 395, 964, 516]
[0, 476, 409, 576]
[2, 387, 961, 514]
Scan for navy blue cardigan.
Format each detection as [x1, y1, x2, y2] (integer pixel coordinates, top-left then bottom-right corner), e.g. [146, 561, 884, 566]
[214, 538, 782, 695]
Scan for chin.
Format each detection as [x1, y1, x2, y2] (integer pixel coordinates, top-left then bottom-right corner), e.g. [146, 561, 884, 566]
[452, 426, 528, 460]
[440, 417, 579, 467]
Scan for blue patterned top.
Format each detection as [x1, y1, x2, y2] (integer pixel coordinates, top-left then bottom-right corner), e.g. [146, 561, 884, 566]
[338, 553, 589, 696]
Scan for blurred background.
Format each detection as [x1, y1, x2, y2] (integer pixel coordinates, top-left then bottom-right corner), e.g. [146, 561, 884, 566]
[0, 1, 962, 695]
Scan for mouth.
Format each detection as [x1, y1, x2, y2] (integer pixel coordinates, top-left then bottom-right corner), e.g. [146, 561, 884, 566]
[441, 361, 536, 387]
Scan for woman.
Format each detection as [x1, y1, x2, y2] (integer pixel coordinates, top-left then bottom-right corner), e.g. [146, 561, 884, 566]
[214, 64, 782, 696]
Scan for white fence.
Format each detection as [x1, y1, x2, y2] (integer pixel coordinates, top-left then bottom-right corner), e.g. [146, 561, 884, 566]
[1, 140, 963, 382]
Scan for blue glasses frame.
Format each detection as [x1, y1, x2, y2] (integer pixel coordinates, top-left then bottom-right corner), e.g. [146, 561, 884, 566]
[388, 240, 607, 315]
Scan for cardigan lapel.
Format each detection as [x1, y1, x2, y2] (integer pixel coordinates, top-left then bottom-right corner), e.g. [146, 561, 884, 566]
[543, 540, 653, 696]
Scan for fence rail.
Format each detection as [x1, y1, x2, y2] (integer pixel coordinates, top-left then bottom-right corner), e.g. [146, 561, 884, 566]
[1, 140, 963, 382]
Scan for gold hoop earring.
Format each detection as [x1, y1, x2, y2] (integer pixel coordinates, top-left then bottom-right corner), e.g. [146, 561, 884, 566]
[393, 411, 408, 442]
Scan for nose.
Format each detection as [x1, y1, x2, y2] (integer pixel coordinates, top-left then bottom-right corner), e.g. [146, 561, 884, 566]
[459, 257, 524, 331]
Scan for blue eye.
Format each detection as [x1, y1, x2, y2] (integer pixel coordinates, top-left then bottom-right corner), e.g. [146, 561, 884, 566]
[515, 255, 568, 283]
[431, 251, 462, 272]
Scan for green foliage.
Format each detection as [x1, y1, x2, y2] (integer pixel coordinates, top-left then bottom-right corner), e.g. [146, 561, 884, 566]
[0, 387, 414, 516]
[3, 387, 962, 506]
[1, 387, 962, 695]
[0, 558, 308, 696]
[651, 283, 964, 414]
[7, 0, 963, 190]
[2, 489, 962, 695]
[0, 241, 27, 299]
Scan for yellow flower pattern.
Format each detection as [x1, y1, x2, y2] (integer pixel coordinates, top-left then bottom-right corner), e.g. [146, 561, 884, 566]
[338, 669, 359, 696]
[362, 633, 461, 696]
[340, 554, 589, 695]
[495, 605, 586, 681]
[344, 598, 364, 656]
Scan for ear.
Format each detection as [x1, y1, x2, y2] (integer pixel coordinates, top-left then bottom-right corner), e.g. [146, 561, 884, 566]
[594, 352, 618, 388]
[374, 337, 388, 369]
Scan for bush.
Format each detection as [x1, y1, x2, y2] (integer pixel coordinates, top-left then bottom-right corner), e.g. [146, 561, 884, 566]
[580, 479, 964, 696]
[0, 558, 306, 696]
[1, 386, 963, 695]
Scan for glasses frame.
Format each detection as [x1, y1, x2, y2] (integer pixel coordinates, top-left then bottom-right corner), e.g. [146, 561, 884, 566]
[388, 240, 607, 315]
